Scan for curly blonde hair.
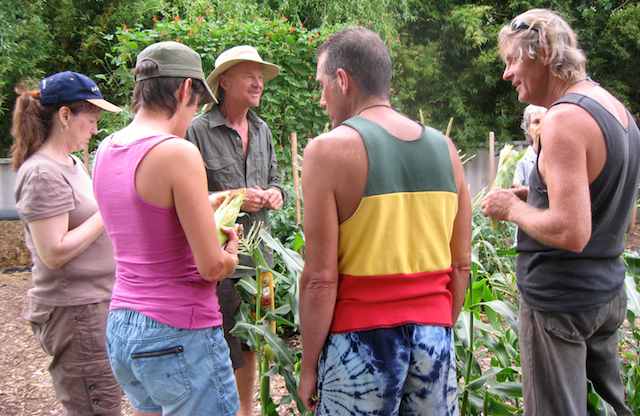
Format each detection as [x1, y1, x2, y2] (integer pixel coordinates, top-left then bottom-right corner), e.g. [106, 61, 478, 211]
[498, 9, 587, 83]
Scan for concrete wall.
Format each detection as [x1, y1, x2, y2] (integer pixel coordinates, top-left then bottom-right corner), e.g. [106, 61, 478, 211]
[1, 147, 509, 217]
[0, 158, 18, 220]
[463, 148, 496, 197]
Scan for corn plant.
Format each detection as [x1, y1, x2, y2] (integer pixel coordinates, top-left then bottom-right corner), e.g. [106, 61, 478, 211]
[232, 225, 310, 415]
[457, 189, 640, 415]
[457, 194, 523, 415]
[227, 195, 640, 415]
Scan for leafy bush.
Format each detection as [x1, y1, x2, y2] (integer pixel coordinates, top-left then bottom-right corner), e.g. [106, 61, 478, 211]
[0, 1, 53, 151]
[101, 14, 334, 158]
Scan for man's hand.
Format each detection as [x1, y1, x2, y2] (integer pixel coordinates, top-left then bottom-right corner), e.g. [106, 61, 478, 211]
[511, 186, 529, 201]
[264, 188, 283, 210]
[298, 366, 319, 412]
[482, 188, 519, 221]
[242, 187, 266, 212]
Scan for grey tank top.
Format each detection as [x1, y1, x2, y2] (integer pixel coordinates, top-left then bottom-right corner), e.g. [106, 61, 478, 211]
[516, 93, 640, 311]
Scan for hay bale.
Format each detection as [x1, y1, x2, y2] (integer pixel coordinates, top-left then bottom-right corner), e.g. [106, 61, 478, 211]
[0, 220, 31, 269]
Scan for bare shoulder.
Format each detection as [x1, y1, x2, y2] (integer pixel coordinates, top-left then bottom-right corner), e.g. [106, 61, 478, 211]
[542, 104, 596, 146]
[150, 137, 202, 164]
[304, 126, 361, 160]
[538, 105, 594, 174]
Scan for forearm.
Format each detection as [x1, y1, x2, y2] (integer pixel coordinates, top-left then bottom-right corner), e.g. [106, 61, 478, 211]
[300, 275, 338, 374]
[509, 199, 588, 252]
[449, 264, 470, 323]
[37, 212, 104, 269]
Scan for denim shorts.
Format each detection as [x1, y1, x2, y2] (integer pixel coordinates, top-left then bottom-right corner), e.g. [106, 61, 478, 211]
[106, 309, 239, 415]
[316, 324, 459, 416]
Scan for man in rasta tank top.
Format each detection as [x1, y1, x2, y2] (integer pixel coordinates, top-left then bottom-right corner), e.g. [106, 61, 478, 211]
[483, 9, 638, 416]
[298, 27, 472, 415]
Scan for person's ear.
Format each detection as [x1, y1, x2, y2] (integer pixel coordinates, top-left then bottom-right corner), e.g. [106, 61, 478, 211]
[219, 74, 230, 93]
[178, 78, 193, 104]
[57, 106, 71, 129]
[335, 68, 349, 95]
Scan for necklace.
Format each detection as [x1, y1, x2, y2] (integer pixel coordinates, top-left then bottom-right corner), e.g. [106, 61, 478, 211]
[357, 103, 392, 115]
[562, 76, 597, 96]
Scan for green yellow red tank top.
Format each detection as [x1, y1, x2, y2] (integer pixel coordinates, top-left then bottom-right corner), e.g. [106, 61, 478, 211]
[331, 116, 458, 333]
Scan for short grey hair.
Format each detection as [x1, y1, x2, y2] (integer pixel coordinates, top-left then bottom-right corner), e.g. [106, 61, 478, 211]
[520, 104, 547, 141]
[521, 104, 547, 140]
[521, 105, 547, 131]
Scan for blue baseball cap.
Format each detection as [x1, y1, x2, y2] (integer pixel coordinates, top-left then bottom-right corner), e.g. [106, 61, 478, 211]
[39, 71, 121, 112]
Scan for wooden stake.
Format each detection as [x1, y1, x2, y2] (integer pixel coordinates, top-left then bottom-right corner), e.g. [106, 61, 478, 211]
[291, 132, 302, 225]
[445, 117, 454, 137]
[489, 131, 496, 185]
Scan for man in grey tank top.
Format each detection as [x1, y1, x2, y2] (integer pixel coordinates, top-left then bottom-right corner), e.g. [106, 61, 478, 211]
[483, 8, 638, 416]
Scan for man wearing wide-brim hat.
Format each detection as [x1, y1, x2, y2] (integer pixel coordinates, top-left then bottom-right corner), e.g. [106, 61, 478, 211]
[186, 45, 285, 416]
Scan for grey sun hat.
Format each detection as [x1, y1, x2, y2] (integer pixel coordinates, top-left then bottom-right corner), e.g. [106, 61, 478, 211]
[206, 45, 280, 100]
[136, 41, 216, 103]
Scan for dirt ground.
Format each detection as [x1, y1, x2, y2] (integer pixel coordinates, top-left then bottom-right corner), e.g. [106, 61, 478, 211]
[0, 271, 295, 416]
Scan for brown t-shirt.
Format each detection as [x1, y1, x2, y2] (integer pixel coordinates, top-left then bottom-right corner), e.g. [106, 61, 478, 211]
[15, 153, 115, 312]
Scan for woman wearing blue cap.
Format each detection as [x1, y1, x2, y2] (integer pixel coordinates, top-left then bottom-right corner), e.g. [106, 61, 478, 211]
[11, 71, 123, 415]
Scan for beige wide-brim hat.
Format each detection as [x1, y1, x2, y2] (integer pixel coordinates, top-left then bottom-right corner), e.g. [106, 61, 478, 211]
[206, 45, 280, 101]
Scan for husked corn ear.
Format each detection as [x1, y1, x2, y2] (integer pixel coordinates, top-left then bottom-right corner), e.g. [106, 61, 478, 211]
[492, 144, 526, 189]
[214, 190, 245, 245]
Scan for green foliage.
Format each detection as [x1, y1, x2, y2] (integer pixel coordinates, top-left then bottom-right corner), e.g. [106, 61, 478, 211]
[2, 0, 639, 158]
[232, 227, 308, 414]
[269, 0, 415, 43]
[457, 198, 523, 415]
[0, 0, 53, 150]
[103, 14, 333, 154]
[394, 1, 640, 149]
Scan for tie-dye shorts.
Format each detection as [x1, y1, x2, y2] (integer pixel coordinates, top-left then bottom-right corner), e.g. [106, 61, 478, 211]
[316, 324, 458, 415]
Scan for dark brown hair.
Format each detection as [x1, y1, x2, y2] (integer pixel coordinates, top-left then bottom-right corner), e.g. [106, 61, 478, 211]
[10, 86, 99, 170]
[132, 60, 208, 116]
[317, 27, 392, 99]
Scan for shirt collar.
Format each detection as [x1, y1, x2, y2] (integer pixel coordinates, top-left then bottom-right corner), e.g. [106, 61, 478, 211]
[207, 105, 262, 130]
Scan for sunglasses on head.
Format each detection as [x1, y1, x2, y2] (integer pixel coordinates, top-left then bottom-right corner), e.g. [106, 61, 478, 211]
[511, 18, 538, 33]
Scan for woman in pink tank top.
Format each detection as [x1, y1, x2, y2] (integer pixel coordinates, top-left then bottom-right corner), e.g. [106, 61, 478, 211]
[93, 42, 241, 415]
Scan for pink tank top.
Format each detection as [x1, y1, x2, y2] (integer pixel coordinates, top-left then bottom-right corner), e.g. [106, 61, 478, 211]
[93, 132, 221, 329]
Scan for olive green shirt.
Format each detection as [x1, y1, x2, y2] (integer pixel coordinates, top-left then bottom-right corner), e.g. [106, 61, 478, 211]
[186, 106, 285, 277]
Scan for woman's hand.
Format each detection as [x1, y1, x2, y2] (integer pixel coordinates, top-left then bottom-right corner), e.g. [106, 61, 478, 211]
[208, 191, 230, 210]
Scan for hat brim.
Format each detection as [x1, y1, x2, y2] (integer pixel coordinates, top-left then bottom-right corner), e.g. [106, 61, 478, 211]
[200, 79, 217, 104]
[86, 98, 122, 113]
[206, 59, 280, 100]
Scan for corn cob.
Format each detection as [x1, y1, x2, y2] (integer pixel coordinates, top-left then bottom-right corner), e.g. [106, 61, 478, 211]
[214, 190, 245, 245]
[492, 144, 526, 189]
